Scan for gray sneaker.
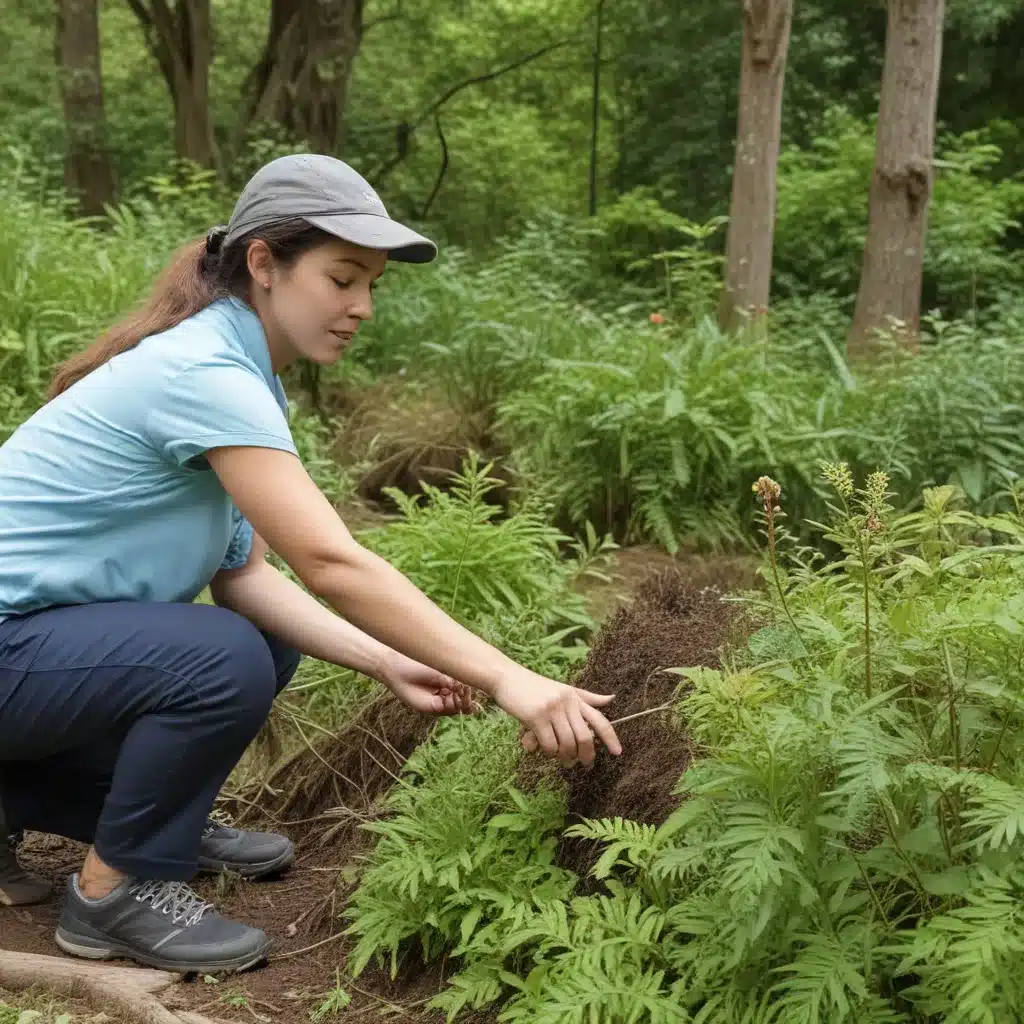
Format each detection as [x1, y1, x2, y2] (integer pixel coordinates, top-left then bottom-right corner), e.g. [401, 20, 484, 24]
[198, 820, 295, 880]
[55, 874, 273, 973]
[0, 838, 52, 906]
[0, 808, 51, 906]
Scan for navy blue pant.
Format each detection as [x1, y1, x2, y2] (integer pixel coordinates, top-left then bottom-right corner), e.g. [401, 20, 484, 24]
[0, 601, 300, 880]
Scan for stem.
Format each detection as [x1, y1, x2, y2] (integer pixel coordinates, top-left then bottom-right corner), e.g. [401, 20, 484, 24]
[766, 508, 806, 651]
[985, 641, 1024, 773]
[857, 531, 872, 699]
[941, 638, 961, 773]
[879, 801, 930, 908]
[935, 791, 955, 865]
[852, 850, 887, 925]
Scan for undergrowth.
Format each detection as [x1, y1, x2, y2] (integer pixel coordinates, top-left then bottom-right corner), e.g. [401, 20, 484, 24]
[340, 466, 1024, 1022]
[358, 456, 613, 678]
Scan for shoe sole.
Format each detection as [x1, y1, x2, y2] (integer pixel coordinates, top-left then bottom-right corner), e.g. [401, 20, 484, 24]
[196, 844, 295, 880]
[54, 926, 274, 974]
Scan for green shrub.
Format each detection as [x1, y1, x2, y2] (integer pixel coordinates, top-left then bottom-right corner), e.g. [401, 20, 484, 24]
[774, 109, 1024, 313]
[395, 469, 1024, 1021]
[345, 710, 575, 981]
[358, 456, 608, 678]
[498, 300, 1024, 554]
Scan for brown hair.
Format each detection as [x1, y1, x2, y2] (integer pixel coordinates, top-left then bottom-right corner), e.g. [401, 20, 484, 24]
[47, 219, 333, 399]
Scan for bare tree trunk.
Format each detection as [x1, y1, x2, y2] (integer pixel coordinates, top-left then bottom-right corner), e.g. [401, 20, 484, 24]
[126, 0, 218, 168]
[847, 0, 945, 356]
[588, 0, 606, 216]
[57, 0, 116, 216]
[238, 0, 364, 154]
[718, 0, 793, 332]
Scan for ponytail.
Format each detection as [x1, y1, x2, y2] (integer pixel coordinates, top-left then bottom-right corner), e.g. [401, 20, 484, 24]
[47, 219, 332, 400]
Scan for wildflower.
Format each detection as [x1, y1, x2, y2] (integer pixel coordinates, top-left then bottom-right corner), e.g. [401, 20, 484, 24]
[864, 471, 890, 509]
[752, 476, 782, 507]
[862, 471, 891, 533]
[649, 312, 666, 325]
[821, 461, 854, 498]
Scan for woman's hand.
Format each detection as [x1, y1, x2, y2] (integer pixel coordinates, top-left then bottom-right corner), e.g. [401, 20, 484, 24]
[378, 651, 481, 716]
[491, 668, 622, 768]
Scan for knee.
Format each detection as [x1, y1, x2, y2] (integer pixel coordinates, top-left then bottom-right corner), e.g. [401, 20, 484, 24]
[262, 632, 302, 694]
[191, 609, 278, 725]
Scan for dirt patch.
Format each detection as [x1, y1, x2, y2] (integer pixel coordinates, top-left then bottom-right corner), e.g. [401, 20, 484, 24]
[574, 545, 759, 623]
[523, 562, 759, 883]
[2, 833, 492, 1024]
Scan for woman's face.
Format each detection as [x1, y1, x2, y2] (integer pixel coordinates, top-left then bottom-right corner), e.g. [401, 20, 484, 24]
[249, 237, 387, 370]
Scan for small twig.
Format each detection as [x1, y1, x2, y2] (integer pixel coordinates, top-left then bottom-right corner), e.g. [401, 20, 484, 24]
[290, 716, 368, 800]
[346, 981, 417, 1017]
[608, 702, 676, 727]
[286, 888, 336, 933]
[270, 930, 346, 961]
[351, 722, 407, 768]
[361, 743, 406, 786]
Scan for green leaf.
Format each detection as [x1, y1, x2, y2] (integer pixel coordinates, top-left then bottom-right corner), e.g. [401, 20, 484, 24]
[663, 388, 686, 419]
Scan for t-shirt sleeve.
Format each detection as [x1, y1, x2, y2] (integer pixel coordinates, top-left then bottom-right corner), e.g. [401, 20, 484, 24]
[220, 506, 255, 571]
[145, 359, 298, 467]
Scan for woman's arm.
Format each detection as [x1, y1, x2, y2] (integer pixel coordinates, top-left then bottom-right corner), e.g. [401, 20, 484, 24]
[210, 533, 473, 714]
[209, 531, 396, 683]
[206, 445, 622, 767]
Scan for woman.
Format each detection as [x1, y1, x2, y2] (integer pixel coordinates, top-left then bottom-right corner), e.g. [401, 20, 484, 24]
[0, 155, 622, 972]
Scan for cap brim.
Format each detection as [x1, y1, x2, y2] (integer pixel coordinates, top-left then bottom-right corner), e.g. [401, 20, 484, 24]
[304, 213, 437, 264]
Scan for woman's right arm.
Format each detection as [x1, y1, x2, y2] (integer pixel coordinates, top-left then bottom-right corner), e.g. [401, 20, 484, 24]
[206, 444, 623, 768]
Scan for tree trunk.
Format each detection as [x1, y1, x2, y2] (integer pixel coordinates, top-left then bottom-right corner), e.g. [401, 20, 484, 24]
[847, 0, 945, 356]
[238, 0, 364, 154]
[127, 0, 218, 168]
[57, 0, 116, 216]
[718, 0, 793, 332]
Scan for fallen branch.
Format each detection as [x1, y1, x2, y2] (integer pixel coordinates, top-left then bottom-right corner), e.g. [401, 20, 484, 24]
[0, 948, 220, 1024]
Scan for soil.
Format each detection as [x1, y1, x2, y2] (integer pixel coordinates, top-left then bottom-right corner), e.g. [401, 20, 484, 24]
[1, 551, 758, 1024]
[525, 560, 760, 883]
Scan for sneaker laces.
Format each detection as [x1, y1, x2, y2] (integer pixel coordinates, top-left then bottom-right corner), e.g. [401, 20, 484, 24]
[129, 880, 214, 927]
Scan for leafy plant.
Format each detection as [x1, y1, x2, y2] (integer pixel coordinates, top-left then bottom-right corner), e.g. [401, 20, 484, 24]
[359, 454, 607, 676]
[344, 710, 575, 984]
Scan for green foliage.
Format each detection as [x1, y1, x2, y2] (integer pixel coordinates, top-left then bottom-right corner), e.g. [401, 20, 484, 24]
[0, 988, 72, 1024]
[497, 296, 1024, 553]
[383, 470, 1024, 1021]
[344, 710, 575, 982]
[774, 110, 1024, 310]
[359, 456, 603, 677]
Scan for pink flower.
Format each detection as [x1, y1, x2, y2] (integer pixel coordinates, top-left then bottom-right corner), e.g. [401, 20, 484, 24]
[649, 312, 666, 325]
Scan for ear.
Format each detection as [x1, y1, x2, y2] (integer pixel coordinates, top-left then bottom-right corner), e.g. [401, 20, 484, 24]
[245, 239, 275, 290]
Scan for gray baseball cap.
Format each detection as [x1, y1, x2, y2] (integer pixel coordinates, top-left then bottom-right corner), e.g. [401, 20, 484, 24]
[223, 154, 437, 263]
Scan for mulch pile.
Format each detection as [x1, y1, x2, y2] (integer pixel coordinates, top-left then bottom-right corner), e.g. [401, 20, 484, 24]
[521, 561, 758, 882]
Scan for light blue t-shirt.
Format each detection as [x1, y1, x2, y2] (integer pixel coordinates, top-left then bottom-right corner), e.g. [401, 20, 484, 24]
[0, 296, 298, 622]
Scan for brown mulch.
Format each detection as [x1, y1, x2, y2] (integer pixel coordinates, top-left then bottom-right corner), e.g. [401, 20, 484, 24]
[329, 378, 509, 509]
[2, 554, 758, 1023]
[522, 561, 760, 883]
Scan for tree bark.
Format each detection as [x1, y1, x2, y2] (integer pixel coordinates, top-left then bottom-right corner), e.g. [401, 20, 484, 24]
[57, 0, 116, 216]
[238, 0, 364, 154]
[847, 0, 945, 356]
[126, 0, 218, 168]
[718, 0, 793, 333]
